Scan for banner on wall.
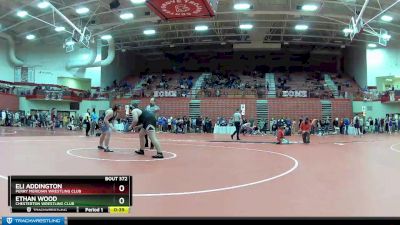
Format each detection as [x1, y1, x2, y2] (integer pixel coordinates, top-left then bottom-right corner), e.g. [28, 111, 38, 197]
[15, 67, 35, 83]
[154, 90, 177, 97]
[44, 91, 63, 100]
[361, 106, 366, 112]
[389, 91, 395, 102]
[240, 104, 245, 116]
[362, 106, 366, 117]
[282, 90, 307, 98]
[125, 105, 130, 115]
[21, 67, 29, 82]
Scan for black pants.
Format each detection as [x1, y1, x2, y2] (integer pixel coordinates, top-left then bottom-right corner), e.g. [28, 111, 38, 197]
[302, 132, 310, 143]
[231, 122, 241, 140]
[145, 135, 154, 148]
[85, 122, 90, 136]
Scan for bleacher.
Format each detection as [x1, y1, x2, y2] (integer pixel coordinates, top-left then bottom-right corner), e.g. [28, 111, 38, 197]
[199, 71, 266, 98]
[0, 71, 364, 101]
[274, 73, 334, 99]
[198, 88, 261, 98]
[139, 73, 202, 97]
[330, 74, 361, 99]
[122, 76, 142, 89]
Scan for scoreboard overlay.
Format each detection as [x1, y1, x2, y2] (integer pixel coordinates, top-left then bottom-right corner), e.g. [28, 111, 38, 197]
[8, 176, 132, 214]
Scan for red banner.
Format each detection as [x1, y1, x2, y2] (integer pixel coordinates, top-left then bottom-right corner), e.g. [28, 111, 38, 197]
[146, 0, 216, 20]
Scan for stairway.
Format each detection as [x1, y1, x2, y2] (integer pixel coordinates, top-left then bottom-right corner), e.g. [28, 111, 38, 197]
[133, 77, 147, 90]
[320, 100, 334, 133]
[189, 100, 201, 119]
[192, 73, 211, 98]
[256, 100, 268, 128]
[265, 73, 276, 98]
[324, 74, 339, 98]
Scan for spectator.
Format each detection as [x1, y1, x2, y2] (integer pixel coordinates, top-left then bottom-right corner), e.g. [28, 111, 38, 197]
[196, 116, 202, 133]
[300, 118, 311, 144]
[1, 110, 5, 126]
[333, 118, 339, 134]
[168, 117, 173, 132]
[344, 118, 350, 135]
[91, 109, 99, 135]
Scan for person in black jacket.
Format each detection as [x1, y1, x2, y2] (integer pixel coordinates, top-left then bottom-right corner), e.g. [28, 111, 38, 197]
[333, 118, 339, 134]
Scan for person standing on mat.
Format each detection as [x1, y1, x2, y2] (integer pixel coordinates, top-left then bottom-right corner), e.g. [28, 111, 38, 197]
[145, 98, 160, 149]
[50, 108, 56, 131]
[129, 103, 164, 159]
[300, 117, 311, 144]
[98, 105, 119, 152]
[84, 108, 91, 137]
[231, 108, 242, 141]
[90, 108, 98, 136]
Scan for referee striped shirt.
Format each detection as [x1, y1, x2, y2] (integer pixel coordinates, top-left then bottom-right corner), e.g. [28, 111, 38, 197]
[127, 112, 133, 125]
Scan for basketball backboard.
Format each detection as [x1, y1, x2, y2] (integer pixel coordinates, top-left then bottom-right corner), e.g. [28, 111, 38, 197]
[64, 37, 75, 53]
[348, 16, 364, 42]
[72, 29, 81, 43]
[349, 17, 357, 41]
[79, 27, 92, 48]
[379, 28, 389, 46]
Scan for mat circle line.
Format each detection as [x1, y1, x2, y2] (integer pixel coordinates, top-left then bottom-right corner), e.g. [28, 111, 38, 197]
[67, 148, 177, 162]
[0, 140, 299, 197]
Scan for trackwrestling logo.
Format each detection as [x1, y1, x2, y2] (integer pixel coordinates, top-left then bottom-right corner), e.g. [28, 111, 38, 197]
[2, 217, 64, 225]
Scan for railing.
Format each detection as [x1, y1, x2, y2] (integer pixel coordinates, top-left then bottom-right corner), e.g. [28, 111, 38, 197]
[336, 90, 384, 102]
[110, 88, 266, 99]
[192, 73, 210, 98]
[195, 88, 266, 98]
[323, 74, 339, 97]
[380, 91, 400, 103]
[2, 79, 392, 102]
[25, 94, 83, 102]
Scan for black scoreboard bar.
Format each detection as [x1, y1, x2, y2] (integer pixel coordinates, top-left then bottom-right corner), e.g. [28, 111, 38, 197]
[8, 176, 132, 214]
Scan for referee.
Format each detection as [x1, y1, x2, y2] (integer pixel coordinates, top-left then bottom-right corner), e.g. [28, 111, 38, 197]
[145, 98, 160, 149]
[230, 108, 242, 141]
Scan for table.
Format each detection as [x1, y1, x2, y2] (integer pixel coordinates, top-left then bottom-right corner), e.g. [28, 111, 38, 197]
[213, 125, 236, 134]
[347, 126, 356, 135]
[114, 123, 125, 131]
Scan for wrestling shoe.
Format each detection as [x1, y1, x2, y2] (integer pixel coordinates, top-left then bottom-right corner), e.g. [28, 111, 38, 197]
[104, 147, 113, 152]
[152, 153, 164, 159]
[135, 149, 145, 155]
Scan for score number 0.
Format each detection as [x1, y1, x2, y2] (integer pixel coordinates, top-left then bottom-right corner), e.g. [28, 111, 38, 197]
[119, 185, 125, 205]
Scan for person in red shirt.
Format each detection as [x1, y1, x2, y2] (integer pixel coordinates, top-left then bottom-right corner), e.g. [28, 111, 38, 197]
[276, 125, 289, 144]
[300, 117, 311, 144]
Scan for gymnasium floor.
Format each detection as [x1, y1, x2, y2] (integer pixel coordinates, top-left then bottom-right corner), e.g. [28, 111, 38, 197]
[0, 127, 400, 217]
